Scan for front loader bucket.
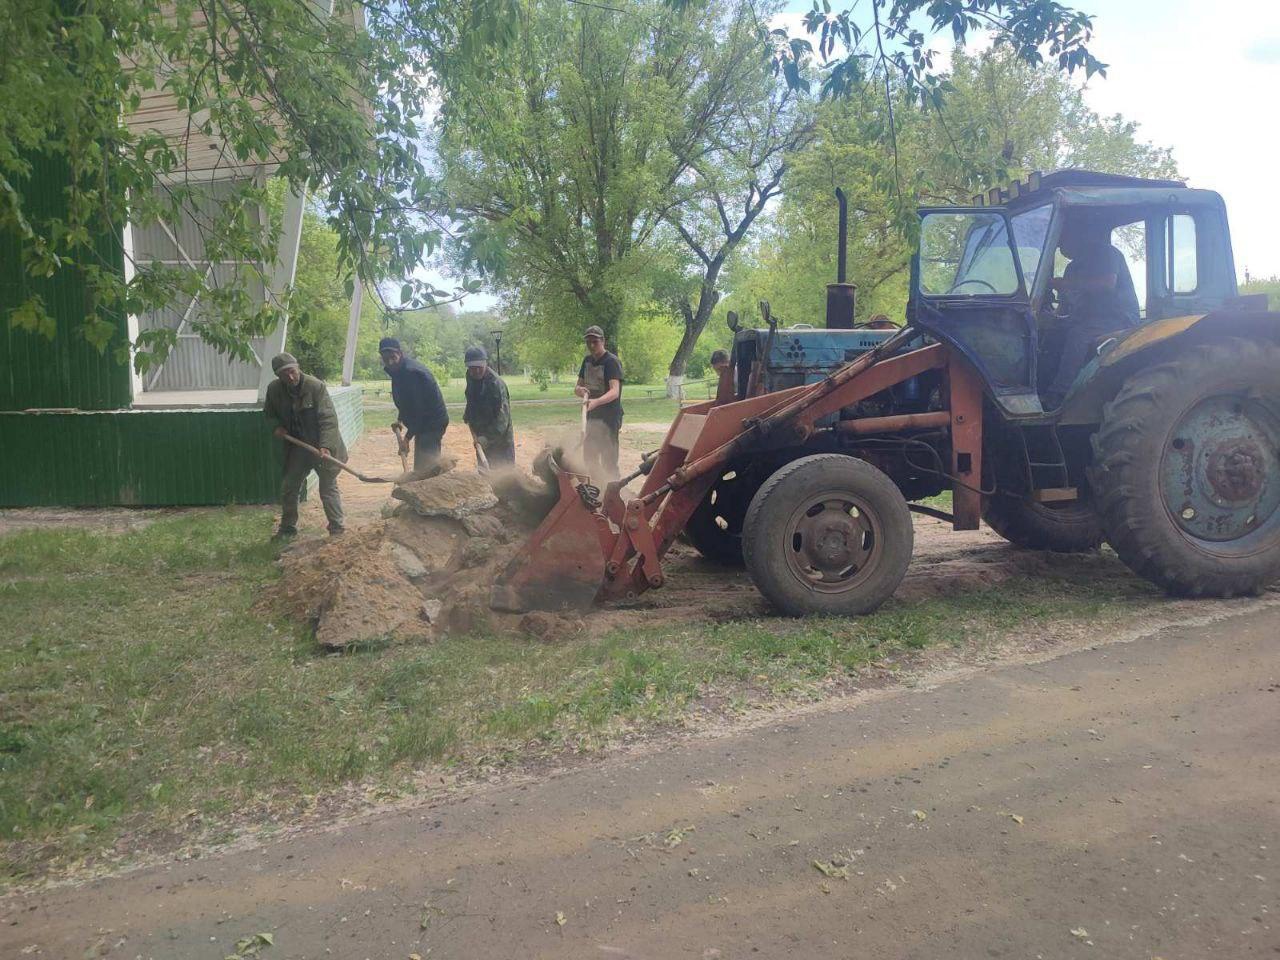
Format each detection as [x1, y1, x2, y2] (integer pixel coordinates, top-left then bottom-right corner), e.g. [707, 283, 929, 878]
[490, 456, 611, 613]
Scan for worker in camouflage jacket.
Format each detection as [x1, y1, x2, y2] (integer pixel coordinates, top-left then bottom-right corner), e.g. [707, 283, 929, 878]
[263, 352, 347, 538]
[462, 345, 515, 466]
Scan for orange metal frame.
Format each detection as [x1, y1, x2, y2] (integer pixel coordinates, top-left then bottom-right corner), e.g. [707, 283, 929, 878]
[496, 342, 986, 609]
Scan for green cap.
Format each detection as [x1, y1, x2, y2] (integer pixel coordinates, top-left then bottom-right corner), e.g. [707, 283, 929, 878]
[271, 352, 300, 375]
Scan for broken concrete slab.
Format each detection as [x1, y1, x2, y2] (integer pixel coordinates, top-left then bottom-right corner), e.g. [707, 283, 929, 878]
[392, 472, 499, 519]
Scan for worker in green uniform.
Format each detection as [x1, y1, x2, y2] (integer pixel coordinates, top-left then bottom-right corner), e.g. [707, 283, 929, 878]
[462, 346, 515, 466]
[263, 352, 347, 539]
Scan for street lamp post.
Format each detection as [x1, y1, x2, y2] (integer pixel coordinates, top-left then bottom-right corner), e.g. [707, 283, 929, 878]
[491, 330, 502, 375]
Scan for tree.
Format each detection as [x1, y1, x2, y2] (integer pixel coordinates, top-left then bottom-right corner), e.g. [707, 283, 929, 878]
[734, 48, 1178, 327]
[660, 8, 812, 393]
[1241, 274, 1280, 310]
[0, 0, 502, 370]
[2, 0, 1104, 371]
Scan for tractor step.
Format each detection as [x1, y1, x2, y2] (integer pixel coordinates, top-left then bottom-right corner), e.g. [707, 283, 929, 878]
[1029, 487, 1079, 503]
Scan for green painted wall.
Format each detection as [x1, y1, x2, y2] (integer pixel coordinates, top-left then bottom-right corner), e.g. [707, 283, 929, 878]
[0, 385, 364, 507]
[0, 153, 131, 411]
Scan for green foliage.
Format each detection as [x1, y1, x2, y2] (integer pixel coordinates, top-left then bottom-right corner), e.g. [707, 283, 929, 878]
[783, 0, 1104, 101]
[435, 0, 807, 381]
[366, 305, 509, 382]
[1241, 275, 1280, 309]
[616, 304, 684, 384]
[735, 48, 1179, 326]
[0, 0, 499, 367]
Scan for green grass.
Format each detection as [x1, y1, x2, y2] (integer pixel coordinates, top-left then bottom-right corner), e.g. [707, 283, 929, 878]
[0, 511, 1156, 884]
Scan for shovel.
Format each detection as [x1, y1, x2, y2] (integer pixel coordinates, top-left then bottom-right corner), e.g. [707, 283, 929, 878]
[390, 422, 410, 474]
[473, 439, 491, 475]
[281, 434, 394, 484]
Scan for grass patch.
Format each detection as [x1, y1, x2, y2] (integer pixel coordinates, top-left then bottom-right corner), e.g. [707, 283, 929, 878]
[0, 511, 1154, 884]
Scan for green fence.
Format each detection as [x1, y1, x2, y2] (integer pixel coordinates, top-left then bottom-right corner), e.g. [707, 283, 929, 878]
[0, 385, 363, 507]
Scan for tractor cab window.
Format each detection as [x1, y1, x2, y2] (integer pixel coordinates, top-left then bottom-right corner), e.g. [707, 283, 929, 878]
[919, 212, 1020, 297]
[1166, 214, 1198, 293]
[1010, 204, 1053, 291]
[1112, 220, 1149, 316]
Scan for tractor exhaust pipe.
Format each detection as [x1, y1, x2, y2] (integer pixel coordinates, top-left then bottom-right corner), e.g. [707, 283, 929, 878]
[826, 188, 856, 329]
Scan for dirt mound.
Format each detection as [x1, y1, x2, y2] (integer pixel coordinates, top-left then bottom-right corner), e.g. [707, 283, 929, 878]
[263, 469, 548, 648]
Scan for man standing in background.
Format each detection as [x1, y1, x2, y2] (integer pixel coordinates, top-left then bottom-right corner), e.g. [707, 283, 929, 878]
[463, 345, 515, 466]
[263, 352, 346, 539]
[574, 324, 624, 481]
[379, 337, 449, 472]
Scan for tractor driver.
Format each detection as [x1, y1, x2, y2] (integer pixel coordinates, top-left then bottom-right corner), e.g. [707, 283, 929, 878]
[1041, 222, 1140, 407]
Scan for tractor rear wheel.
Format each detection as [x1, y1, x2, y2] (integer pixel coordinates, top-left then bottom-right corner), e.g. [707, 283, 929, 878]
[742, 454, 913, 616]
[1089, 337, 1280, 597]
[684, 466, 760, 566]
[982, 494, 1103, 553]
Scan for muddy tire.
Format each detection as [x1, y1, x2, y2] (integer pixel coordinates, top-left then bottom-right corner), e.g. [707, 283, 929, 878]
[683, 467, 760, 566]
[1088, 337, 1280, 597]
[982, 494, 1103, 553]
[742, 454, 913, 616]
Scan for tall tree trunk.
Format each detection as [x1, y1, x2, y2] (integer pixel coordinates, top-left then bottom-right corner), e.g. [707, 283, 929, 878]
[666, 274, 720, 398]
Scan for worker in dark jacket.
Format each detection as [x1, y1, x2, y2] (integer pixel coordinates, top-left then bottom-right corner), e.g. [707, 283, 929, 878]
[263, 352, 346, 538]
[462, 346, 515, 466]
[379, 337, 449, 472]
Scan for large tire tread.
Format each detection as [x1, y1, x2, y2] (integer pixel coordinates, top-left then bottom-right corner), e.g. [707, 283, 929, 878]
[1088, 337, 1280, 597]
[983, 495, 1103, 553]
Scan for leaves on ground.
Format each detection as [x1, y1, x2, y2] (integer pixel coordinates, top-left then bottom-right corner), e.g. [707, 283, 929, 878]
[225, 931, 274, 959]
[811, 859, 849, 880]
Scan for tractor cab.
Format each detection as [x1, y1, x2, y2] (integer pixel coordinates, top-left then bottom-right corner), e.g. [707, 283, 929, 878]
[907, 170, 1239, 419]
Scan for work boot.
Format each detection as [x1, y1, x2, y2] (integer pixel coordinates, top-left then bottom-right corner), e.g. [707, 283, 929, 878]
[272, 526, 298, 542]
[328, 526, 346, 538]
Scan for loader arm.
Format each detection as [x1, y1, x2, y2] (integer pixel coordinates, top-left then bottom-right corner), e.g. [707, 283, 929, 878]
[492, 335, 986, 613]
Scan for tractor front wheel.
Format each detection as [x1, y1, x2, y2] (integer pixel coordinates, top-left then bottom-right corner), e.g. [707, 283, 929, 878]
[1089, 337, 1280, 597]
[742, 454, 913, 616]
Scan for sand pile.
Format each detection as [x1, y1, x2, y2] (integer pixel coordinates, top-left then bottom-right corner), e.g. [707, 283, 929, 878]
[265, 464, 585, 648]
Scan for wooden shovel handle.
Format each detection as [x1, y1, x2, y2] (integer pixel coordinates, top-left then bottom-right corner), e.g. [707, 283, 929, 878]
[280, 433, 390, 483]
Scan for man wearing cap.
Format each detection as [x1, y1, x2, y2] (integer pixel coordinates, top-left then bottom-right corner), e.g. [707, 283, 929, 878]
[574, 325, 624, 480]
[462, 346, 515, 466]
[263, 352, 346, 538]
[378, 337, 449, 472]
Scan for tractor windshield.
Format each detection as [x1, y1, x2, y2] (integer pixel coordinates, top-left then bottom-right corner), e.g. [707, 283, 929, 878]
[919, 212, 1021, 297]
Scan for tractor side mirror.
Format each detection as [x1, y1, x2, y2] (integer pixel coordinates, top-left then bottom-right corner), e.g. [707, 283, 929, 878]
[726, 310, 739, 332]
[758, 300, 771, 325]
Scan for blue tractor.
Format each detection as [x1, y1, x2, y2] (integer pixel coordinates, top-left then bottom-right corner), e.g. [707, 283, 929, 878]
[679, 171, 1280, 609]
[497, 170, 1280, 616]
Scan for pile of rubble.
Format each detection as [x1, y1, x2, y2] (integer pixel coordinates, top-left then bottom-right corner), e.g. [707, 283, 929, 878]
[265, 460, 583, 648]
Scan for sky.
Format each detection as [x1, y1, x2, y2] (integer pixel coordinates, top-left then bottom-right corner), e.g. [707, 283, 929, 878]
[426, 0, 1280, 309]
[1079, 0, 1280, 280]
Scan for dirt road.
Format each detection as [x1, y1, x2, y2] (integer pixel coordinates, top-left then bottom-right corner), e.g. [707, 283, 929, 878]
[5, 605, 1277, 959]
